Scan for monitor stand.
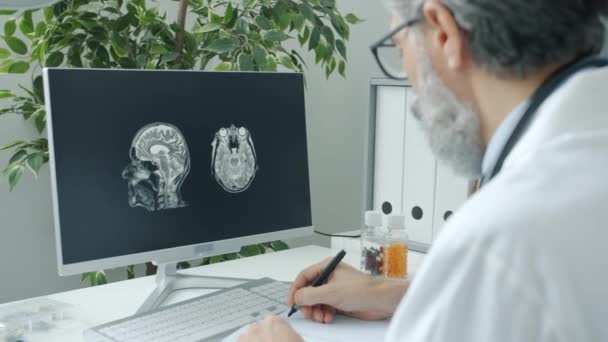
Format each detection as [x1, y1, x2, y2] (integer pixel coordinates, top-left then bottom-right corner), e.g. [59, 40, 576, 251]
[137, 262, 251, 313]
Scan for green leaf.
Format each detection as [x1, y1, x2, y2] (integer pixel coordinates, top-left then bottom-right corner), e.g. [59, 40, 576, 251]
[0, 140, 24, 151]
[94, 46, 111, 65]
[240, 244, 263, 257]
[338, 59, 346, 77]
[0, 10, 17, 15]
[204, 37, 240, 53]
[19, 11, 34, 35]
[321, 0, 336, 7]
[308, 27, 320, 51]
[150, 44, 168, 55]
[255, 15, 273, 31]
[298, 26, 310, 46]
[238, 53, 254, 71]
[0, 59, 12, 73]
[8, 61, 29, 73]
[45, 51, 64, 67]
[292, 14, 305, 31]
[34, 22, 47, 37]
[127, 265, 135, 279]
[208, 10, 223, 24]
[0, 48, 8, 59]
[43, 7, 54, 23]
[4, 19, 16, 37]
[0, 89, 13, 98]
[96, 271, 108, 285]
[252, 45, 267, 69]
[336, 39, 347, 59]
[263, 30, 289, 42]
[198, 23, 222, 33]
[265, 56, 277, 71]
[345, 13, 364, 24]
[26, 152, 43, 174]
[331, 15, 349, 40]
[297, 3, 316, 23]
[5, 37, 27, 55]
[275, 11, 291, 31]
[214, 62, 232, 71]
[9, 149, 27, 164]
[314, 43, 329, 64]
[224, 252, 239, 260]
[33, 76, 44, 103]
[257, 243, 267, 254]
[177, 261, 191, 269]
[270, 240, 289, 251]
[321, 26, 335, 46]
[8, 165, 23, 191]
[184, 32, 197, 53]
[326, 57, 337, 77]
[89, 272, 96, 286]
[209, 255, 225, 264]
[224, 2, 236, 25]
[113, 14, 132, 31]
[111, 34, 129, 58]
[34, 110, 45, 134]
[160, 52, 179, 64]
[67, 47, 83, 67]
[235, 18, 249, 35]
[279, 53, 296, 70]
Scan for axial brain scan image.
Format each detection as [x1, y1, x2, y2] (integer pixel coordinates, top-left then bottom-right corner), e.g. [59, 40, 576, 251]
[122, 123, 190, 211]
[211, 125, 258, 193]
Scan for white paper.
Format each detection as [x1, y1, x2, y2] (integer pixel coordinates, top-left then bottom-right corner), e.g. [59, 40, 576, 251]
[223, 312, 388, 342]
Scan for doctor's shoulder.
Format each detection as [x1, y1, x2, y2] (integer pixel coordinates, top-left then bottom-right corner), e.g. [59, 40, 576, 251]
[432, 129, 608, 261]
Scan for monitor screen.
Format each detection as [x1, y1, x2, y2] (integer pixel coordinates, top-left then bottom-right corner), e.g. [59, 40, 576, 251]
[45, 69, 312, 266]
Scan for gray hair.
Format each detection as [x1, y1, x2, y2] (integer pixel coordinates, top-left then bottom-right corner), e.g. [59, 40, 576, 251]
[385, 0, 608, 78]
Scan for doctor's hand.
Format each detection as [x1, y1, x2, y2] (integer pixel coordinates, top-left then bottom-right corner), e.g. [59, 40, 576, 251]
[237, 315, 303, 342]
[288, 258, 408, 323]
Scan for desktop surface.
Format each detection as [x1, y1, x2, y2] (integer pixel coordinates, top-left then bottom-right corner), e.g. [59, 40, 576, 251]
[0, 246, 426, 342]
[45, 69, 312, 268]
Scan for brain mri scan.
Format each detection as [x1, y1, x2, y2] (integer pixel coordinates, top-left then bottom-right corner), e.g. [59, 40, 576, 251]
[211, 125, 258, 193]
[122, 123, 190, 211]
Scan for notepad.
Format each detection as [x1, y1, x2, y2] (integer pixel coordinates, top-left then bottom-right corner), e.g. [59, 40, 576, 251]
[223, 311, 388, 342]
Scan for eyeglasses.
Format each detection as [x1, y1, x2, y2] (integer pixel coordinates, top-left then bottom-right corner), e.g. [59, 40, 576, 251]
[370, 16, 422, 80]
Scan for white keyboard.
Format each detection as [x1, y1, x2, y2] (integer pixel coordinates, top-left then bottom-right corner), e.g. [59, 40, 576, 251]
[84, 278, 291, 342]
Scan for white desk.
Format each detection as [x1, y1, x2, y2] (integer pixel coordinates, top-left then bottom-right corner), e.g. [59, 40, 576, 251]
[1, 245, 426, 342]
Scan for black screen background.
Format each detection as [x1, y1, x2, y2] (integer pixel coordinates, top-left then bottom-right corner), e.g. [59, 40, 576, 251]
[47, 69, 312, 265]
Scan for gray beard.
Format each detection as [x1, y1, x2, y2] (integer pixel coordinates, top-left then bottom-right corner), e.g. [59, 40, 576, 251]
[410, 55, 484, 178]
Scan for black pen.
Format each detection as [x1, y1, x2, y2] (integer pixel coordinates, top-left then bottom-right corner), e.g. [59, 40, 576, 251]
[288, 249, 347, 318]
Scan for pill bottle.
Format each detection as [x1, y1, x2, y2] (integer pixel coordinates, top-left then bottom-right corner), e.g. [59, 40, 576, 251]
[360, 211, 384, 276]
[382, 215, 408, 279]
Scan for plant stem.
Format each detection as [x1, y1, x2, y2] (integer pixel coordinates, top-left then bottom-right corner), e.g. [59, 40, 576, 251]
[175, 0, 190, 66]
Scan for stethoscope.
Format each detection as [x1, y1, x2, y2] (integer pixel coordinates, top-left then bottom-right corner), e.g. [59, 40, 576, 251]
[479, 56, 608, 187]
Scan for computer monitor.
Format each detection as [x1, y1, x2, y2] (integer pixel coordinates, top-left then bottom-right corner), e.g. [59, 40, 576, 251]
[43, 68, 313, 288]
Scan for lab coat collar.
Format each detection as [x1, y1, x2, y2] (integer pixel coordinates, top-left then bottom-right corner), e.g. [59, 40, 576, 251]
[481, 101, 529, 177]
[503, 67, 608, 171]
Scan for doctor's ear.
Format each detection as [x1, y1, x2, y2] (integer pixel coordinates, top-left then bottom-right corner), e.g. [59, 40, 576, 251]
[421, 1, 468, 71]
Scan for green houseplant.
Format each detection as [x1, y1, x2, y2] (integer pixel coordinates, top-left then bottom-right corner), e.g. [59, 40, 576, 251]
[0, 0, 361, 285]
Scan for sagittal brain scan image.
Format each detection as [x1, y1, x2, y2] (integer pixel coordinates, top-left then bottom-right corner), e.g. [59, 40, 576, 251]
[211, 125, 258, 193]
[122, 123, 190, 211]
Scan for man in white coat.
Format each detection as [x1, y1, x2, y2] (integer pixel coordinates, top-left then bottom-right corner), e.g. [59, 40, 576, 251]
[239, 0, 608, 341]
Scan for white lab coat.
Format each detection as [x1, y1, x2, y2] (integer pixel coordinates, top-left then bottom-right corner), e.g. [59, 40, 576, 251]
[386, 67, 608, 342]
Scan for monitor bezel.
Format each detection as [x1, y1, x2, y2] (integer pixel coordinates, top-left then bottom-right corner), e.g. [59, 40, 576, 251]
[43, 67, 314, 276]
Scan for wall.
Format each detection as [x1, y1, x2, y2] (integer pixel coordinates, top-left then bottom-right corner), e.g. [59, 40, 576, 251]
[0, 0, 388, 303]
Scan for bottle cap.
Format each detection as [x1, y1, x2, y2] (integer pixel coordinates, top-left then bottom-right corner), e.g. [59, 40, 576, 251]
[364, 211, 383, 227]
[386, 215, 406, 229]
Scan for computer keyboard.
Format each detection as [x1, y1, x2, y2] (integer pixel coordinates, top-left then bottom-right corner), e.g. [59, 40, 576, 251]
[84, 278, 291, 342]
